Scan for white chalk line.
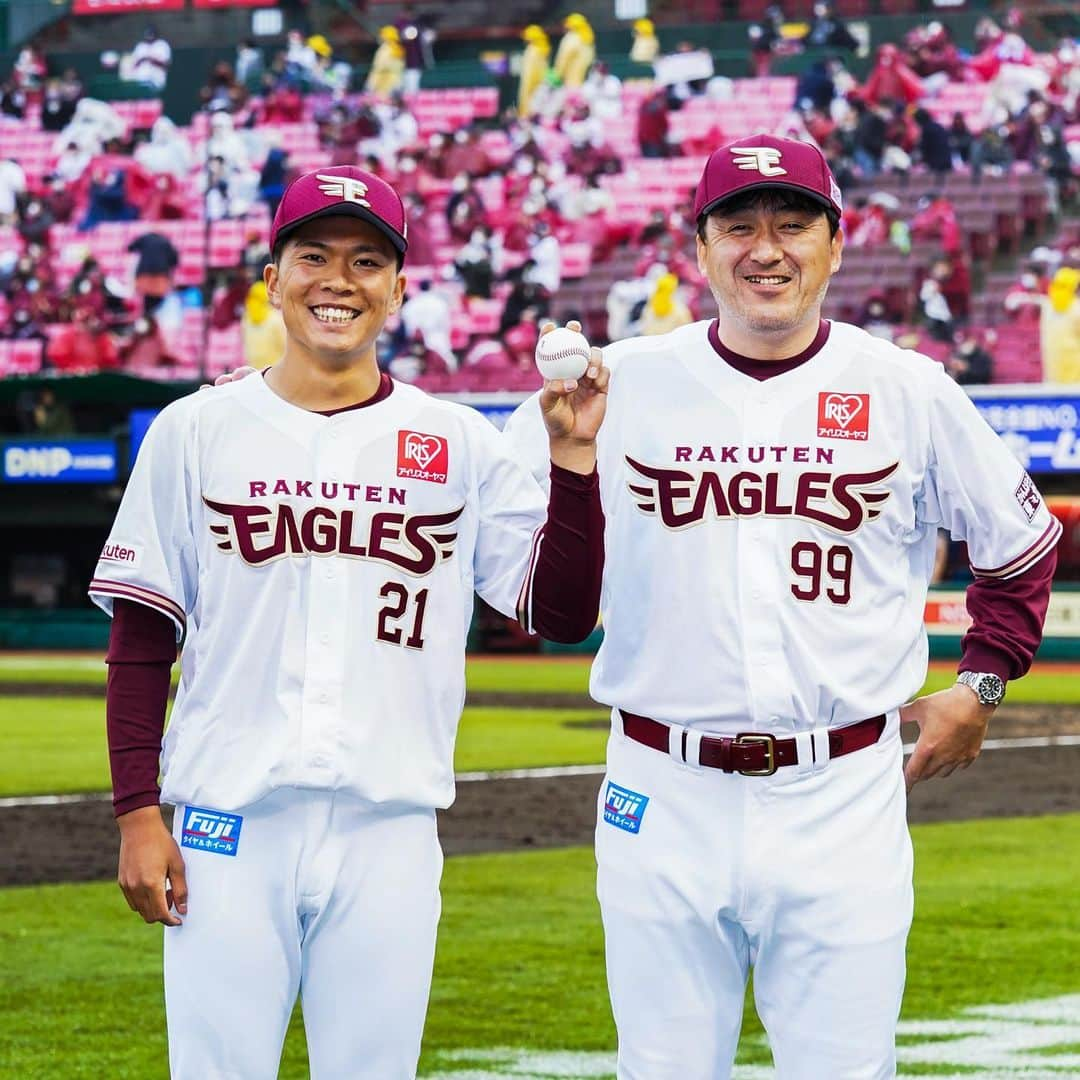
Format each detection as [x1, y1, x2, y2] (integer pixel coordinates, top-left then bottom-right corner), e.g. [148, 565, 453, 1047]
[1, 735, 1077, 809]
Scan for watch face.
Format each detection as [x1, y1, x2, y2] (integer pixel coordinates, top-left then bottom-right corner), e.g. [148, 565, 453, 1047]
[978, 674, 1006, 704]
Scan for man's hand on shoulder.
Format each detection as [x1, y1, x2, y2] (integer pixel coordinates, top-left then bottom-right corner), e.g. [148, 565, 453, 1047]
[198, 366, 257, 390]
[901, 684, 994, 792]
[538, 321, 610, 475]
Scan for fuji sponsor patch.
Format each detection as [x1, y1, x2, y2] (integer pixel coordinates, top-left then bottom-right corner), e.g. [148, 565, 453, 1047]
[99, 541, 138, 566]
[818, 392, 870, 441]
[603, 781, 649, 834]
[1014, 473, 1041, 521]
[181, 806, 243, 856]
[397, 430, 449, 484]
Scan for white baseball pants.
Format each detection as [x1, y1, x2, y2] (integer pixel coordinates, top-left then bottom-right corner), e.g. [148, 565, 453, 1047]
[165, 788, 442, 1079]
[596, 710, 913, 1079]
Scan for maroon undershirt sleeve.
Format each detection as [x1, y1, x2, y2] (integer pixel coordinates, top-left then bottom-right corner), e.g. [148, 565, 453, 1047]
[527, 463, 605, 644]
[105, 598, 177, 817]
[959, 546, 1058, 681]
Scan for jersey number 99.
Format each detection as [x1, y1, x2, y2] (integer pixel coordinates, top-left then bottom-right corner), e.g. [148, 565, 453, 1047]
[790, 542, 853, 605]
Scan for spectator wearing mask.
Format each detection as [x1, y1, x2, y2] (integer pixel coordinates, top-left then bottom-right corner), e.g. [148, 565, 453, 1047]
[134, 117, 193, 180]
[919, 270, 955, 343]
[911, 194, 962, 257]
[807, 2, 858, 51]
[389, 332, 450, 383]
[861, 44, 923, 108]
[41, 78, 80, 133]
[850, 98, 887, 176]
[857, 293, 897, 341]
[400, 280, 455, 371]
[914, 108, 952, 180]
[0, 79, 27, 121]
[946, 332, 994, 385]
[0, 158, 26, 223]
[454, 227, 497, 299]
[947, 112, 974, 166]
[236, 40, 264, 91]
[637, 88, 669, 158]
[127, 26, 172, 91]
[127, 231, 179, 318]
[395, 4, 436, 95]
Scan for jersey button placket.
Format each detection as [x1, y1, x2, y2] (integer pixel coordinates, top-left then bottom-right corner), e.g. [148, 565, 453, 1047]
[738, 394, 790, 729]
[301, 426, 349, 774]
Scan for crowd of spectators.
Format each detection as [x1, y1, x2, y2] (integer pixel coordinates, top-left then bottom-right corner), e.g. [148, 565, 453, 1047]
[0, 7, 1077, 386]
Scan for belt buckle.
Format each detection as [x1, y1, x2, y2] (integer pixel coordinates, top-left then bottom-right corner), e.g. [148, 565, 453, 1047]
[734, 733, 777, 776]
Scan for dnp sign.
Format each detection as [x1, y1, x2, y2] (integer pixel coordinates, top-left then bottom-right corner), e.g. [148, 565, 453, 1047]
[2, 440, 118, 483]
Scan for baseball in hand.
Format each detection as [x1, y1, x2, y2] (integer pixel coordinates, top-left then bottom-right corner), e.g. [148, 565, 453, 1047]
[535, 327, 591, 381]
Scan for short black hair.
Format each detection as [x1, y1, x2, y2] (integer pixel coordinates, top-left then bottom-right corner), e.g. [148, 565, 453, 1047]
[697, 189, 840, 241]
[271, 234, 404, 270]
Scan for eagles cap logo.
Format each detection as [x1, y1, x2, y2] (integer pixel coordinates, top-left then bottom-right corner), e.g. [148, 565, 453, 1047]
[270, 165, 409, 258]
[729, 146, 787, 176]
[315, 173, 371, 208]
[693, 133, 843, 221]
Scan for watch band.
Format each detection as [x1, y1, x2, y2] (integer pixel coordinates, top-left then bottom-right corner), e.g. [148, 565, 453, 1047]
[956, 670, 1006, 707]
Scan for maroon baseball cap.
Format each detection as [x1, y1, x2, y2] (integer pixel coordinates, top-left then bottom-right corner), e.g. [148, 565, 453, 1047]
[693, 134, 843, 222]
[270, 165, 409, 261]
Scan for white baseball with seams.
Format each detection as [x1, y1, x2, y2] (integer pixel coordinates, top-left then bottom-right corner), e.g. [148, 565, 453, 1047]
[535, 327, 591, 381]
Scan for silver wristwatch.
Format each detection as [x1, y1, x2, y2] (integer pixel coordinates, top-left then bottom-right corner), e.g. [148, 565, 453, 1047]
[956, 671, 1006, 707]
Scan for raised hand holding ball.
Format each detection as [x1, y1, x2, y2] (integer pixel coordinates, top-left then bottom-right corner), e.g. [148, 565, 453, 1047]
[536, 325, 592, 382]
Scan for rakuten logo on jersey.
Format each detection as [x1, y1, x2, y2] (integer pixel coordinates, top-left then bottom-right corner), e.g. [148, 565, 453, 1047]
[99, 542, 138, 565]
[627, 457, 897, 534]
[397, 430, 448, 484]
[818, 392, 870, 441]
[204, 498, 463, 574]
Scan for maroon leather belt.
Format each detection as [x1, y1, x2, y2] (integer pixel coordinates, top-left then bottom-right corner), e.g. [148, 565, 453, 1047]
[618, 710, 886, 776]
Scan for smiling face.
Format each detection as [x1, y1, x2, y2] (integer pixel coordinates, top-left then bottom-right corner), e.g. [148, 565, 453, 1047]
[696, 191, 843, 359]
[264, 215, 405, 371]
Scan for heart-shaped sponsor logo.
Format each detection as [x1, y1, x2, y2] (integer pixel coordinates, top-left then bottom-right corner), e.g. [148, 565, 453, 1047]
[823, 394, 863, 429]
[397, 429, 449, 483]
[405, 433, 441, 470]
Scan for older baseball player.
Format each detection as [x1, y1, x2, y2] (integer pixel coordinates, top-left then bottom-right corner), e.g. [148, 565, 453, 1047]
[504, 134, 1058, 1078]
[89, 165, 608, 1079]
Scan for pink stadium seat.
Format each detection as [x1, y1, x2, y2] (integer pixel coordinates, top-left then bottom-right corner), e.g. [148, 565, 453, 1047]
[560, 243, 593, 279]
[0, 339, 44, 376]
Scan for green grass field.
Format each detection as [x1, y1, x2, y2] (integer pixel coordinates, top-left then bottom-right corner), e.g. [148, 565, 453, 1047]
[1, 652, 1077, 698]
[2, 816, 1078, 1079]
[0, 700, 609, 797]
[2, 654, 1079, 1077]
[2, 657, 1078, 798]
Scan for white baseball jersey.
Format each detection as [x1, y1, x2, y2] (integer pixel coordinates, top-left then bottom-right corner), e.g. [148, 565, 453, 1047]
[504, 319, 1061, 732]
[90, 375, 547, 812]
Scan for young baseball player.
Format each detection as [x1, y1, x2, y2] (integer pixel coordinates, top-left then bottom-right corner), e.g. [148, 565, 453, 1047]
[90, 165, 608, 1079]
[504, 134, 1059, 1078]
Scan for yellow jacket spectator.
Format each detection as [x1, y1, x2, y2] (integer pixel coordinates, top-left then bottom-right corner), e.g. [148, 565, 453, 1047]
[366, 26, 405, 96]
[242, 280, 286, 370]
[554, 12, 595, 89]
[641, 273, 693, 336]
[519, 24, 550, 116]
[1041, 267, 1080, 383]
[631, 18, 660, 64]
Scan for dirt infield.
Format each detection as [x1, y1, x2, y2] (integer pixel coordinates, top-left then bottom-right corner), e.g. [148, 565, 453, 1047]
[3, 707, 1078, 889]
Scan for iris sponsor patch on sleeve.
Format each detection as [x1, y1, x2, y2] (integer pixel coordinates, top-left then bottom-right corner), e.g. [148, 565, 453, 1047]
[181, 806, 243, 856]
[603, 782, 649, 834]
[1014, 473, 1041, 522]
